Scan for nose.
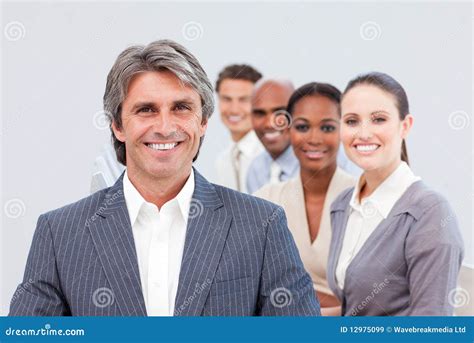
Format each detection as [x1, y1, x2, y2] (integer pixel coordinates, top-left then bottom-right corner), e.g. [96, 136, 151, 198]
[263, 112, 278, 130]
[307, 127, 323, 145]
[229, 100, 240, 115]
[357, 120, 373, 140]
[151, 110, 176, 137]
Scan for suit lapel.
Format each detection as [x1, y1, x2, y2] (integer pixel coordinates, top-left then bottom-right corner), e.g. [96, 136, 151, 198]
[87, 174, 147, 316]
[174, 169, 232, 316]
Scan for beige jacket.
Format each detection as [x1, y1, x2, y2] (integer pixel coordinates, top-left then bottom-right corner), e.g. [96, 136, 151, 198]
[254, 167, 355, 295]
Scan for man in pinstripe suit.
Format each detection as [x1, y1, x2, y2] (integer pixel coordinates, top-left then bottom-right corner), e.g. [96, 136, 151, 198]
[9, 40, 320, 316]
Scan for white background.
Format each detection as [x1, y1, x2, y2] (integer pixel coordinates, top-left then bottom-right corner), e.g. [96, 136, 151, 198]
[1, 1, 472, 315]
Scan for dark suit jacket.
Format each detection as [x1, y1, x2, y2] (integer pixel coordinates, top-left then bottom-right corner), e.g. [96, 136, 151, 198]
[10, 169, 320, 316]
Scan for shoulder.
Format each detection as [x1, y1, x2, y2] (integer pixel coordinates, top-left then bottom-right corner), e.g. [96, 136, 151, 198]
[211, 182, 285, 223]
[41, 186, 115, 229]
[398, 181, 454, 220]
[397, 182, 464, 250]
[253, 178, 295, 202]
[402, 182, 464, 251]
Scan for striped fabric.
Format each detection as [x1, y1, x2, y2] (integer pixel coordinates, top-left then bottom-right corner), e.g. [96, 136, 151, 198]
[9, 168, 320, 316]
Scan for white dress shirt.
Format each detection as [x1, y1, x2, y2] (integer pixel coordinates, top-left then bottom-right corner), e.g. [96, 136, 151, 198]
[247, 145, 300, 194]
[215, 130, 264, 193]
[123, 169, 194, 316]
[269, 161, 282, 184]
[335, 162, 421, 289]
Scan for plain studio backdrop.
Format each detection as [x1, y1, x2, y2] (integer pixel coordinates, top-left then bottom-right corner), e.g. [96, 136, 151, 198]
[1, 1, 472, 315]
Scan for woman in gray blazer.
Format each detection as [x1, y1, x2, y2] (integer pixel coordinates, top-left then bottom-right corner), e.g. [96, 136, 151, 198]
[326, 72, 464, 316]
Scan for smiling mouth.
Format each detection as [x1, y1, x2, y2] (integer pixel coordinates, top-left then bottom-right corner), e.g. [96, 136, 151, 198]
[263, 131, 282, 140]
[302, 149, 327, 159]
[227, 115, 243, 123]
[354, 144, 380, 153]
[145, 142, 181, 151]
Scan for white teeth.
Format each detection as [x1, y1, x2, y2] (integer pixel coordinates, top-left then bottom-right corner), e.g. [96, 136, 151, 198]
[264, 131, 281, 139]
[305, 150, 325, 158]
[147, 143, 178, 151]
[356, 144, 379, 152]
[228, 115, 242, 123]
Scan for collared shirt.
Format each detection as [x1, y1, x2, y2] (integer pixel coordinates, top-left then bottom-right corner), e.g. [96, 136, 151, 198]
[215, 130, 264, 193]
[123, 169, 195, 316]
[246, 145, 299, 194]
[335, 161, 421, 289]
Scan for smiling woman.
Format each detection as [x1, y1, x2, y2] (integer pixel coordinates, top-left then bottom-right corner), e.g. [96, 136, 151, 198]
[341, 72, 412, 174]
[254, 82, 356, 314]
[327, 72, 464, 316]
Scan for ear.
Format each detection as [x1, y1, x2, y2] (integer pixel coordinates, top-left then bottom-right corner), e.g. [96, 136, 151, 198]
[111, 121, 126, 143]
[400, 114, 414, 139]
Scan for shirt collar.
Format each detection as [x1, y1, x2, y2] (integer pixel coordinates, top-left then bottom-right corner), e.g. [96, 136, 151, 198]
[123, 168, 195, 226]
[275, 145, 299, 176]
[235, 130, 261, 157]
[350, 161, 420, 218]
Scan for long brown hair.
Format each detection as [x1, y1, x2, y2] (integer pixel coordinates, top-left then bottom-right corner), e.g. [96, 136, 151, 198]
[343, 72, 410, 165]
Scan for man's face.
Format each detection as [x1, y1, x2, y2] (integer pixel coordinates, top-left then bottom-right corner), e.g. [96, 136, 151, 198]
[218, 79, 254, 140]
[112, 70, 207, 181]
[251, 83, 292, 159]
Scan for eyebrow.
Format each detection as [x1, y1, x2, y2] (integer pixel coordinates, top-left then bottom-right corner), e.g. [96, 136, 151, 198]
[130, 101, 156, 112]
[219, 95, 251, 101]
[129, 98, 197, 112]
[172, 98, 197, 106]
[321, 118, 340, 123]
[239, 96, 252, 101]
[371, 110, 390, 116]
[293, 117, 340, 124]
[252, 108, 266, 115]
[342, 110, 390, 117]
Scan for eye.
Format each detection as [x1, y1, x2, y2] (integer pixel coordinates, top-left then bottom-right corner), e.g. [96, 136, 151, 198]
[174, 103, 191, 111]
[321, 124, 336, 133]
[138, 107, 153, 113]
[294, 123, 309, 132]
[344, 118, 358, 126]
[373, 117, 386, 123]
[136, 106, 155, 115]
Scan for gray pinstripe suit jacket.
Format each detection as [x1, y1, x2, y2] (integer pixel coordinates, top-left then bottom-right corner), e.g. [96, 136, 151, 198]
[9, 169, 320, 316]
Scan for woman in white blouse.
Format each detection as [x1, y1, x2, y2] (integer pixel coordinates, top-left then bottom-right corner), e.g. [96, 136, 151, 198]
[326, 72, 464, 316]
[254, 82, 356, 312]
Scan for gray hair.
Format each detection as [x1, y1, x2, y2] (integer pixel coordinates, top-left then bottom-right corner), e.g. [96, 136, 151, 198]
[103, 39, 214, 165]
